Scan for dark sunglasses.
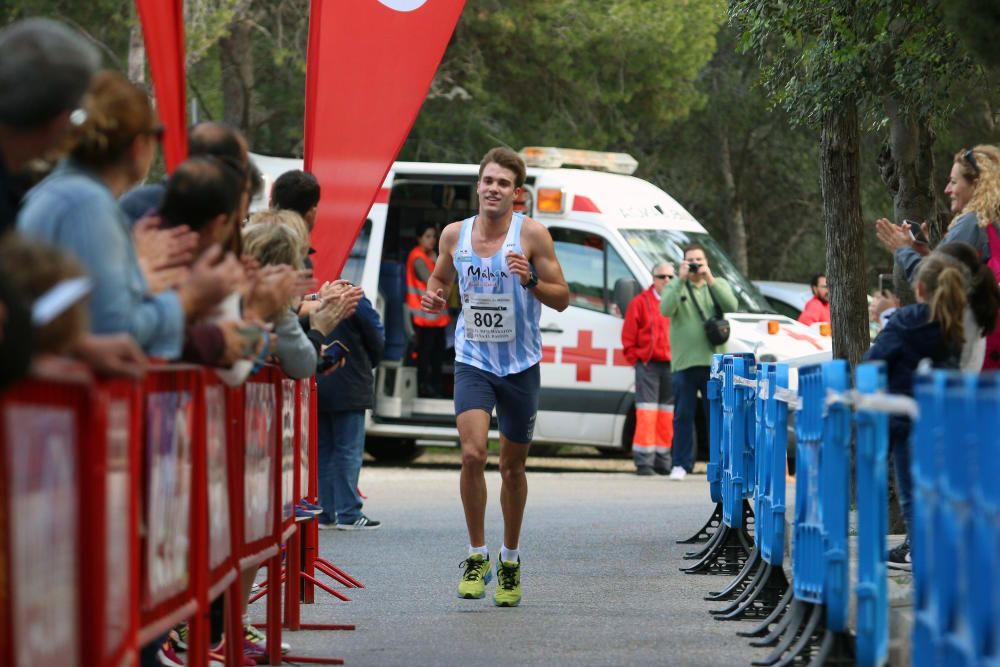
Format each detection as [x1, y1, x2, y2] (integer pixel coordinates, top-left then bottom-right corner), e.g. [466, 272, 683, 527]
[653, 273, 673, 280]
[964, 148, 980, 176]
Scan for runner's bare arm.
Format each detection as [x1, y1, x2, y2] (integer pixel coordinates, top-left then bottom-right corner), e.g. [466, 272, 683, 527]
[515, 218, 569, 312]
[421, 221, 460, 313]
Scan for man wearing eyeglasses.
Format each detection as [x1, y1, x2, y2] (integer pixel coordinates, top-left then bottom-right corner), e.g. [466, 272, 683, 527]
[621, 262, 675, 475]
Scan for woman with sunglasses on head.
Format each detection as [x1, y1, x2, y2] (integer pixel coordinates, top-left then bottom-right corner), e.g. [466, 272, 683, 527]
[876, 146, 998, 284]
[16, 70, 238, 359]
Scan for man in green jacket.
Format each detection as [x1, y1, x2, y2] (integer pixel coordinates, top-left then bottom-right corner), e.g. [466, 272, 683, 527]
[659, 243, 737, 480]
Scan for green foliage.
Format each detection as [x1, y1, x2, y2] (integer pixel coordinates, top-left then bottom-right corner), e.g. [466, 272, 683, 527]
[402, 0, 726, 161]
[943, 0, 1000, 67]
[729, 0, 967, 129]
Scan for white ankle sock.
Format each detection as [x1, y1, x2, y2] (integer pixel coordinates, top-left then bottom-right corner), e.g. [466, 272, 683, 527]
[469, 544, 489, 558]
[500, 545, 519, 563]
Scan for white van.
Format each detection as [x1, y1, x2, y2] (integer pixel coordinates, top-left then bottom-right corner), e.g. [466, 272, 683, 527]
[251, 147, 831, 459]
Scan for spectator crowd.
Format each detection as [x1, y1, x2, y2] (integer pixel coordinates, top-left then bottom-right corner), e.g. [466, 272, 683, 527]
[0, 17, 382, 666]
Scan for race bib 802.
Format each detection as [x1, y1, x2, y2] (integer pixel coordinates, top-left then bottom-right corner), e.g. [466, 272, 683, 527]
[463, 293, 515, 342]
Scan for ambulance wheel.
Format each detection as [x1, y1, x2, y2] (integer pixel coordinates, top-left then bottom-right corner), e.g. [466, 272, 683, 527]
[365, 437, 424, 463]
[609, 406, 635, 456]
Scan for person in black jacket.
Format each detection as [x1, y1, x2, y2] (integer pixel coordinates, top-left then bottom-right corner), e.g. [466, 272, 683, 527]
[316, 294, 385, 529]
[864, 250, 969, 570]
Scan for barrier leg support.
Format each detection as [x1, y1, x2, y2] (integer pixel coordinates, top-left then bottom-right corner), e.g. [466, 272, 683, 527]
[314, 557, 364, 588]
[767, 601, 825, 667]
[706, 547, 761, 601]
[739, 582, 794, 638]
[715, 563, 789, 622]
[677, 502, 724, 544]
[679, 524, 753, 575]
[751, 599, 818, 666]
[314, 559, 363, 588]
[684, 520, 727, 560]
[805, 626, 855, 666]
[750, 596, 806, 648]
[710, 556, 767, 614]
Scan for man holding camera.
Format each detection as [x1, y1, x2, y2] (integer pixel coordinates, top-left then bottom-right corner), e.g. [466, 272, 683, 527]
[659, 243, 737, 480]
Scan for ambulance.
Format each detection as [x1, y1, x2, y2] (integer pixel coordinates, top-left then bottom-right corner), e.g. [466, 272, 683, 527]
[250, 147, 831, 460]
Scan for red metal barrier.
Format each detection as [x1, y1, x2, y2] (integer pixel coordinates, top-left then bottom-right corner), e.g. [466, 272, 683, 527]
[1, 361, 346, 667]
[1, 361, 92, 667]
[138, 367, 204, 658]
[86, 376, 142, 667]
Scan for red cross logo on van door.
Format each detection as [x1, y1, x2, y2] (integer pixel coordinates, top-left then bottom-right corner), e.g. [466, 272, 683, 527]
[562, 330, 607, 382]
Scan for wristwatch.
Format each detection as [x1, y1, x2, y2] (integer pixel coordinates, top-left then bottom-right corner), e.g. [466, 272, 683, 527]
[523, 265, 539, 289]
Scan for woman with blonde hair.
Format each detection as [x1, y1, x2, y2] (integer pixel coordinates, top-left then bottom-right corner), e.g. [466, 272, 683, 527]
[16, 70, 238, 357]
[865, 250, 970, 569]
[876, 145, 997, 282]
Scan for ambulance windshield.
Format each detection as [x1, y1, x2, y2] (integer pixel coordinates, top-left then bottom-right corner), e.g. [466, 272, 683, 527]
[621, 229, 771, 314]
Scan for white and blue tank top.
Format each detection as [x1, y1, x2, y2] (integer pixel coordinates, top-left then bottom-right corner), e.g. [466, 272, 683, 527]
[453, 213, 542, 376]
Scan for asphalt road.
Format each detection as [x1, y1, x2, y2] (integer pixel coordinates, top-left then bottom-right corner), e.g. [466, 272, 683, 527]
[257, 461, 773, 667]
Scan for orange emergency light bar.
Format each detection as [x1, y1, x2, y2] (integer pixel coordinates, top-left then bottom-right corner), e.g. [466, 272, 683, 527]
[520, 146, 639, 175]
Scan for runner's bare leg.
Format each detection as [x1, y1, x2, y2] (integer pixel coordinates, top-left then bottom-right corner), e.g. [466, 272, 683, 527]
[498, 435, 530, 551]
[457, 409, 491, 547]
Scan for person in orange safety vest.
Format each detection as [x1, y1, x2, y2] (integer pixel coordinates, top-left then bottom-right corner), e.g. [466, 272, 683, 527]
[406, 223, 449, 396]
[621, 262, 674, 475]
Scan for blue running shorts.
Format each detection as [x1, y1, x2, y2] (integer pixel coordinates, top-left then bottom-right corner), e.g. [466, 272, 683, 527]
[453, 362, 540, 444]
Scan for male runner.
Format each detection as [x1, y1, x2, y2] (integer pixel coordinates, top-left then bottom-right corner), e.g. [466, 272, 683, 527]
[421, 146, 568, 607]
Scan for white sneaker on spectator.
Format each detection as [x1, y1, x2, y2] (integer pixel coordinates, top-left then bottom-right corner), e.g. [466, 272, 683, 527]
[668, 466, 687, 481]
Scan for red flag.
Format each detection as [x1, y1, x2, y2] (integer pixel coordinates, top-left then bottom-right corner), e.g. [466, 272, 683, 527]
[304, 0, 466, 283]
[134, 0, 187, 172]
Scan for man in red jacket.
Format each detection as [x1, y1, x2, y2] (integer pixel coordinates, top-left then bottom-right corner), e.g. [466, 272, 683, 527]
[621, 262, 674, 475]
[798, 273, 830, 325]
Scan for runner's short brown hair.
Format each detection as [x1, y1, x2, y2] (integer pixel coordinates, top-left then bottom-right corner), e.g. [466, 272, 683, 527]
[479, 146, 526, 189]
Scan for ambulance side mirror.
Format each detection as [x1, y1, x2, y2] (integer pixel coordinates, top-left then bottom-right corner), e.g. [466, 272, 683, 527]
[613, 278, 642, 317]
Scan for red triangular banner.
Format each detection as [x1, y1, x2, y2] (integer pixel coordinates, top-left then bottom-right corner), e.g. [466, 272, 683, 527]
[133, 0, 188, 172]
[304, 0, 466, 282]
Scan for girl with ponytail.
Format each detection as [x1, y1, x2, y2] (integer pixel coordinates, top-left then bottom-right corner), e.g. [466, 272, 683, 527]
[935, 241, 1000, 370]
[864, 250, 971, 569]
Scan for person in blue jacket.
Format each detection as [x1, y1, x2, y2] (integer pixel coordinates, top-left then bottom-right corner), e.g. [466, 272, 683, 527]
[316, 293, 385, 529]
[864, 250, 969, 570]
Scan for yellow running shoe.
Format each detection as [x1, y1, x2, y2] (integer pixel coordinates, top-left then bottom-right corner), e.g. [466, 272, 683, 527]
[493, 558, 521, 607]
[457, 553, 492, 599]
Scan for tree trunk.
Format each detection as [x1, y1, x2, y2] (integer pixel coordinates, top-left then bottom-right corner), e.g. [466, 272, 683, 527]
[718, 132, 748, 275]
[820, 99, 869, 367]
[127, 13, 146, 85]
[220, 20, 254, 136]
[878, 96, 936, 305]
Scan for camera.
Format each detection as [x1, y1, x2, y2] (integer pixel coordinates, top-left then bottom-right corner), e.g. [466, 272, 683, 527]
[688, 262, 701, 273]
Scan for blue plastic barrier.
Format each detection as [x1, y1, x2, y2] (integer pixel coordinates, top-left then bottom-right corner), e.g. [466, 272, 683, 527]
[854, 362, 889, 667]
[822, 361, 851, 633]
[968, 373, 1000, 667]
[942, 373, 976, 665]
[910, 371, 999, 667]
[757, 363, 789, 568]
[752, 363, 769, 554]
[911, 371, 946, 667]
[793, 363, 826, 605]
[707, 354, 724, 504]
[741, 357, 758, 500]
[721, 355, 756, 529]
